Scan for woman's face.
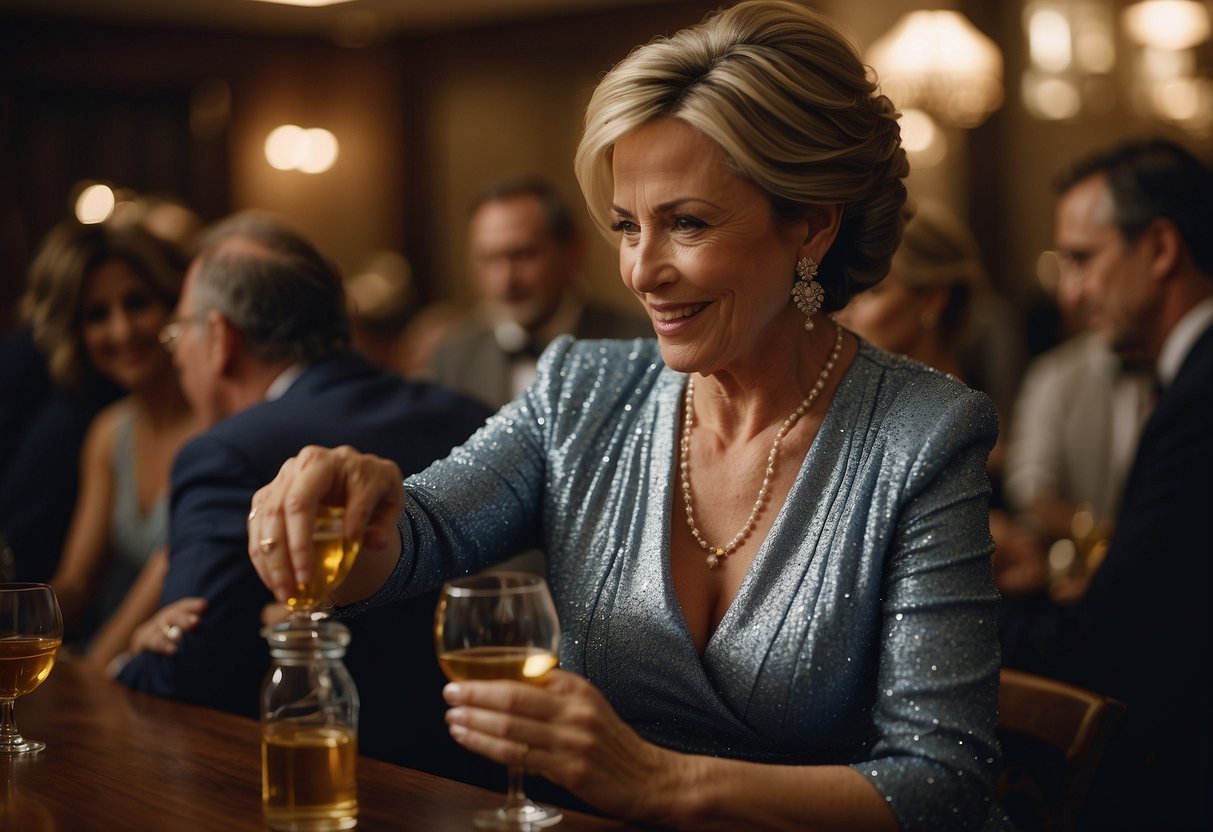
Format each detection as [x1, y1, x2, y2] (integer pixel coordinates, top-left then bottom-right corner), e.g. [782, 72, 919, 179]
[610, 117, 807, 376]
[79, 258, 173, 391]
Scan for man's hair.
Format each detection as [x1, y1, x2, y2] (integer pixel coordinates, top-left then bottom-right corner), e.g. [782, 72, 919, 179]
[1056, 137, 1213, 274]
[468, 176, 577, 245]
[190, 211, 350, 364]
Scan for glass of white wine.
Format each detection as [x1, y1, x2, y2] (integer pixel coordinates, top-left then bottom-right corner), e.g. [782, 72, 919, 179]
[284, 506, 361, 621]
[434, 572, 562, 830]
[0, 583, 63, 755]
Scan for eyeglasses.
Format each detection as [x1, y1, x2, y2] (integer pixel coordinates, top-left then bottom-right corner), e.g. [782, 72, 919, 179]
[159, 317, 201, 353]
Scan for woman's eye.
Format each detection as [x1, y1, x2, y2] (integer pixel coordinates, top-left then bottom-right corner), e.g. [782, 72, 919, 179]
[673, 216, 706, 231]
[81, 305, 109, 325]
[609, 220, 638, 234]
[123, 293, 153, 314]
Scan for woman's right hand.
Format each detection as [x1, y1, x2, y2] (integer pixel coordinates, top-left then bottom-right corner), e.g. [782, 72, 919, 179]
[246, 444, 405, 606]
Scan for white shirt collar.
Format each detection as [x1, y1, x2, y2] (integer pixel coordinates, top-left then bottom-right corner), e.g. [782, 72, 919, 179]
[1157, 296, 1213, 388]
[265, 362, 308, 401]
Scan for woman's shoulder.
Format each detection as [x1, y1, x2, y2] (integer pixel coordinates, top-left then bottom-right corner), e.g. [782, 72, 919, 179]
[83, 397, 135, 459]
[541, 335, 667, 386]
[848, 338, 998, 438]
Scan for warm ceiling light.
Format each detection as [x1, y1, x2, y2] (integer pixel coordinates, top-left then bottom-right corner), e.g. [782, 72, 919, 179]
[867, 10, 1004, 128]
[1123, 0, 1212, 51]
[75, 183, 116, 224]
[265, 125, 339, 174]
[245, 0, 356, 7]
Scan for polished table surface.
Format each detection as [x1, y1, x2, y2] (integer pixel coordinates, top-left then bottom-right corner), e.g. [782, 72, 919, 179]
[4, 658, 645, 831]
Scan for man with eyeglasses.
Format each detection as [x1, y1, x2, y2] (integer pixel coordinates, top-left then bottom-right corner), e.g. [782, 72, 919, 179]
[998, 138, 1213, 831]
[115, 211, 494, 781]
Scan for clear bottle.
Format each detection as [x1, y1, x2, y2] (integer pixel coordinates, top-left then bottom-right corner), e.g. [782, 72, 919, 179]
[261, 619, 359, 832]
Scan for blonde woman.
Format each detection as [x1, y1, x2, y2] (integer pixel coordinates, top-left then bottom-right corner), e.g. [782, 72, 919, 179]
[247, 3, 1008, 829]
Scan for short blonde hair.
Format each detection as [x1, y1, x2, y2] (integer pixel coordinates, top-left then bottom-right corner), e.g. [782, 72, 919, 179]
[892, 199, 986, 347]
[574, 0, 909, 311]
[22, 220, 184, 390]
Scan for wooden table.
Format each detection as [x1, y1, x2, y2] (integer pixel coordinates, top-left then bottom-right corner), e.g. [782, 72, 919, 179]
[4, 658, 644, 831]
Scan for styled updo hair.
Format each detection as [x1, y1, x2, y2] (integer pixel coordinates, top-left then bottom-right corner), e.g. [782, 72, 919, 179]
[891, 199, 986, 349]
[574, 0, 909, 312]
[22, 219, 184, 390]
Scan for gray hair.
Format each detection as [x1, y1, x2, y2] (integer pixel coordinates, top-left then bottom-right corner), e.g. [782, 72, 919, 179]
[190, 212, 350, 364]
[574, 0, 909, 312]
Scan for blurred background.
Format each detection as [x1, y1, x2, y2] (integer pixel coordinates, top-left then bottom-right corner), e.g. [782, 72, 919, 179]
[2, 0, 1211, 357]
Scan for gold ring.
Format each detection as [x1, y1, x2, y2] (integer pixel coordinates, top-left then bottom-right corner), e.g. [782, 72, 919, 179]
[259, 537, 276, 554]
[162, 624, 182, 642]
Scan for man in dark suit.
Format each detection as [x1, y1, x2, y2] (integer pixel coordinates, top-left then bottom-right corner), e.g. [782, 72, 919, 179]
[998, 139, 1213, 830]
[428, 176, 651, 411]
[116, 213, 495, 783]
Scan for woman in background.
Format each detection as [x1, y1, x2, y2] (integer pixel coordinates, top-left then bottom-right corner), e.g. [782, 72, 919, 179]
[23, 219, 200, 670]
[836, 199, 981, 380]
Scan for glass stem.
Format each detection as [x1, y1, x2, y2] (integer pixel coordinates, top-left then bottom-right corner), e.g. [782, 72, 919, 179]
[0, 699, 22, 748]
[503, 764, 530, 810]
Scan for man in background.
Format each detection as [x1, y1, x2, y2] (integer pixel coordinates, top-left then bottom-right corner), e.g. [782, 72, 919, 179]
[428, 176, 651, 410]
[998, 138, 1213, 830]
[117, 212, 495, 783]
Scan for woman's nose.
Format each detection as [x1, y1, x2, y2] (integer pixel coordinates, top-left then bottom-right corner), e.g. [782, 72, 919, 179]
[627, 236, 673, 295]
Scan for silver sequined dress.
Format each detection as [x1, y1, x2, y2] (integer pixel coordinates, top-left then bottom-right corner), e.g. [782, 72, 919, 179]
[365, 335, 1008, 831]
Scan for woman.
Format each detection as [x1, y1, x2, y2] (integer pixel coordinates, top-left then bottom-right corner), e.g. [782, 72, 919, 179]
[23, 219, 200, 669]
[248, 3, 1007, 829]
[836, 199, 982, 380]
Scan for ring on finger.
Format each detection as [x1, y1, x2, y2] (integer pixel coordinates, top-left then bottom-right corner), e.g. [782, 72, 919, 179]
[248, 507, 258, 521]
[162, 623, 182, 642]
[258, 536, 276, 554]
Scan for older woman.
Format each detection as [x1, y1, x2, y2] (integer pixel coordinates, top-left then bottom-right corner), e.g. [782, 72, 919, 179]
[247, 3, 1007, 830]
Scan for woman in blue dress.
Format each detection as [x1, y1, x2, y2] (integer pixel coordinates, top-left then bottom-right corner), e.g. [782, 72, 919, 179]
[247, 3, 1008, 829]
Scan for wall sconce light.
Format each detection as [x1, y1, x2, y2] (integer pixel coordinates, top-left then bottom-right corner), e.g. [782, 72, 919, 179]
[1021, 1, 1117, 121]
[867, 10, 1005, 129]
[264, 125, 340, 174]
[1123, 0, 1211, 50]
[1123, 0, 1212, 133]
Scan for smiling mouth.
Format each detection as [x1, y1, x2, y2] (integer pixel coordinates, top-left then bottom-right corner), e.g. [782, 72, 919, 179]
[651, 304, 707, 322]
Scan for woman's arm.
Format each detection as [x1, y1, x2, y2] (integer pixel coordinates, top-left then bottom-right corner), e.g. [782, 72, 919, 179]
[50, 405, 121, 628]
[84, 546, 170, 672]
[444, 670, 899, 832]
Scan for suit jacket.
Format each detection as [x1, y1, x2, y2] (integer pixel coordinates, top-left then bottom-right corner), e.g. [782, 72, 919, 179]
[118, 351, 495, 782]
[1001, 323, 1213, 830]
[427, 302, 652, 410]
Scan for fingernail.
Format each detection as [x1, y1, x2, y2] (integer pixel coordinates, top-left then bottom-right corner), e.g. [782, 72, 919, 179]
[449, 723, 468, 741]
[443, 683, 462, 702]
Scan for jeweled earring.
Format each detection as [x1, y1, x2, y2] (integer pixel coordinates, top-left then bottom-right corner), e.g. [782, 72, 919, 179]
[791, 256, 824, 331]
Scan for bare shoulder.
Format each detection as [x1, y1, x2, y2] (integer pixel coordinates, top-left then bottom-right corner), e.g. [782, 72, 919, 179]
[81, 397, 133, 463]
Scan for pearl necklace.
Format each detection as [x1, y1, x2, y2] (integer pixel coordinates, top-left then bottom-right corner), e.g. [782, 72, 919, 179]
[680, 322, 843, 569]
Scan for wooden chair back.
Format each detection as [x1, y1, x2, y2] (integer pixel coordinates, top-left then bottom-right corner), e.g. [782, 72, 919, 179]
[996, 667, 1127, 832]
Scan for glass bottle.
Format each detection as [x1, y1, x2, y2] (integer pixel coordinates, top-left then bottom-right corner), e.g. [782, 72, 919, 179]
[261, 619, 359, 832]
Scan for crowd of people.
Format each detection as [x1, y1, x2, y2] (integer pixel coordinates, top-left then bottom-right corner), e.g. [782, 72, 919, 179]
[1, 2, 1210, 830]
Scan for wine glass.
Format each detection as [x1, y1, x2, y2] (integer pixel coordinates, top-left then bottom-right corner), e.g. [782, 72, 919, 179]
[0, 583, 63, 755]
[284, 506, 361, 621]
[434, 572, 562, 830]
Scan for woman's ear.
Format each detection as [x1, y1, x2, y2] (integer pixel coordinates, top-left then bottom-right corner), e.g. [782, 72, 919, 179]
[801, 204, 843, 262]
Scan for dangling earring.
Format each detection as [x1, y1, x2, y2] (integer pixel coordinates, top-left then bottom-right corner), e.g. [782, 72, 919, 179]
[791, 256, 824, 331]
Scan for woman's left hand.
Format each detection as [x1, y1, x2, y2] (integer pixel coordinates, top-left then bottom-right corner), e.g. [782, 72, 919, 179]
[443, 669, 676, 823]
[129, 596, 207, 656]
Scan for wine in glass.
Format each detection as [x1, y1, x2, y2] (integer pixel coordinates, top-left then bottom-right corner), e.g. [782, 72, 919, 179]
[434, 571, 562, 830]
[284, 506, 361, 621]
[0, 583, 63, 755]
